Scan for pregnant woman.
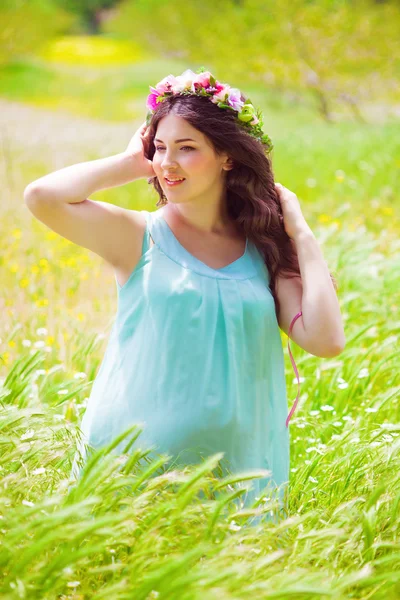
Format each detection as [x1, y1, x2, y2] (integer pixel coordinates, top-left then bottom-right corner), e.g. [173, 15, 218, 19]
[24, 67, 345, 526]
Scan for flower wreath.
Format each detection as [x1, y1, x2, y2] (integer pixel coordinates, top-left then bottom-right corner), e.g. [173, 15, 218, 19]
[145, 66, 273, 154]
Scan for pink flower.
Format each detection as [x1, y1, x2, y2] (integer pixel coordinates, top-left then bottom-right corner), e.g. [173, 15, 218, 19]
[155, 74, 178, 93]
[227, 88, 244, 111]
[193, 71, 212, 90]
[146, 87, 163, 111]
[211, 84, 231, 104]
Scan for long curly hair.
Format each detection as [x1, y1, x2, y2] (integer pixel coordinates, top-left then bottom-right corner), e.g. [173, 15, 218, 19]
[143, 93, 337, 320]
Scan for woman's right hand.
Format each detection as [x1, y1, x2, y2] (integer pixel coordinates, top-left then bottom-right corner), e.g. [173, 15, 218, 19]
[125, 120, 156, 179]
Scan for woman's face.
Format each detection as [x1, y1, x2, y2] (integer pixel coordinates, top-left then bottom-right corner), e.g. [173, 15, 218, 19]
[152, 113, 231, 205]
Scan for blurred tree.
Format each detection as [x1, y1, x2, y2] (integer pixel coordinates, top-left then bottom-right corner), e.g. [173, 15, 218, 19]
[55, 0, 123, 35]
[0, 0, 74, 65]
[103, 0, 400, 121]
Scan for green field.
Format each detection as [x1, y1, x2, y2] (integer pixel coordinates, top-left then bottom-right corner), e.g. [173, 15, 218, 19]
[1, 36, 400, 599]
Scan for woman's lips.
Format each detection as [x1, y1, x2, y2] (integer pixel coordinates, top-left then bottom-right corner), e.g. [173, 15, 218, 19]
[165, 178, 186, 187]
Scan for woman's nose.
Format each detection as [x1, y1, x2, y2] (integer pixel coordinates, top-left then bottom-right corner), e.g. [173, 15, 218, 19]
[160, 152, 179, 168]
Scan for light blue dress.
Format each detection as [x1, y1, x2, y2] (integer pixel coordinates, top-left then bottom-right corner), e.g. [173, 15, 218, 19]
[70, 208, 290, 524]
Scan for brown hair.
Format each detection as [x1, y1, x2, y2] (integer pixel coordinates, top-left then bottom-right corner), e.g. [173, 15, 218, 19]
[143, 93, 337, 319]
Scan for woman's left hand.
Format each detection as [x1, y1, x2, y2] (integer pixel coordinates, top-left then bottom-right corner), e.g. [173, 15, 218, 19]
[275, 182, 309, 240]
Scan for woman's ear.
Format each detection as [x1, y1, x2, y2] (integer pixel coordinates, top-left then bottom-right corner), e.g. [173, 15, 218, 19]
[222, 158, 235, 171]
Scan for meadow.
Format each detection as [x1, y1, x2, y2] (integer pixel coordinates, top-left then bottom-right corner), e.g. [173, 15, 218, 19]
[1, 36, 400, 599]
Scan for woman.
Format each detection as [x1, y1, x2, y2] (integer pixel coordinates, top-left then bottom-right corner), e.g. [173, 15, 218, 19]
[24, 68, 345, 525]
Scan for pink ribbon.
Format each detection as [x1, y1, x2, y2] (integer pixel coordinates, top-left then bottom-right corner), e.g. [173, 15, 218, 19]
[285, 310, 303, 428]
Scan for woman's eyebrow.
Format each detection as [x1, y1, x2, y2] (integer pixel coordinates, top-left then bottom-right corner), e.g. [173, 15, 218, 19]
[154, 137, 196, 143]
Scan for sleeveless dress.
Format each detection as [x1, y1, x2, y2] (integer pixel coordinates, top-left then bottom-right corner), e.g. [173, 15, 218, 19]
[70, 208, 292, 524]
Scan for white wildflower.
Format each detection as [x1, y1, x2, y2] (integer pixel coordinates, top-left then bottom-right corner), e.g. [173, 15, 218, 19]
[73, 372, 87, 380]
[36, 327, 48, 336]
[22, 500, 35, 507]
[357, 368, 369, 379]
[33, 341, 46, 349]
[32, 467, 46, 475]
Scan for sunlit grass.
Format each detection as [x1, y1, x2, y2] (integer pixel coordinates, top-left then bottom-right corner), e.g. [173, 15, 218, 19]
[38, 35, 151, 66]
[1, 47, 400, 598]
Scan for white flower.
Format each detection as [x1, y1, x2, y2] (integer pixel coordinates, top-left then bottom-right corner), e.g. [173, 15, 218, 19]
[357, 368, 369, 379]
[22, 500, 35, 507]
[172, 69, 198, 93]
[32, 467, 46, 475]
[34, 341, 46, 349]
[36, 327, 48, 336]
[73, 372, 87, 380]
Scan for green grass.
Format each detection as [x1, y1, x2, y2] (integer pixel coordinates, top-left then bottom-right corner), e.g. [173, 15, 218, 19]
[1, 36, 400, 599]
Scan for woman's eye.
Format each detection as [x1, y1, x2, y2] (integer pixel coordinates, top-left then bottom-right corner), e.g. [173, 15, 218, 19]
[155, 146, 194, 152]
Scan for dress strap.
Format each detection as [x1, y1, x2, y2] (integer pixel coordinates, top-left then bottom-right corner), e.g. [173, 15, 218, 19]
[286, 311, 303, 428]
